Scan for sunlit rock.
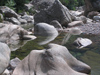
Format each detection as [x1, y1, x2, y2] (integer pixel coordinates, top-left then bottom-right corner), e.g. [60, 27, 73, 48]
[0, 42, 10, 74]
[12, 43, 91, 75]
[34, 0, 74, 26]
[73, 37, 92, 49]
[34, 23, 58, 45]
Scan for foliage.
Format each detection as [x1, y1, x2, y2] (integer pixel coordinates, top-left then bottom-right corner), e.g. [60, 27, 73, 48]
[5, 0, 16, 11]
[0, 0, 84, 13]
[60, 0, 84, 10]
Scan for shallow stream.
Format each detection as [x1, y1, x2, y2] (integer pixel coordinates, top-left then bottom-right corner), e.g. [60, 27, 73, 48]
[11, 24, 100, 75]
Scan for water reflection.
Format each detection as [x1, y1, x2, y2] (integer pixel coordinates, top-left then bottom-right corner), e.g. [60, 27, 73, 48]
[11, 29, 100, 75]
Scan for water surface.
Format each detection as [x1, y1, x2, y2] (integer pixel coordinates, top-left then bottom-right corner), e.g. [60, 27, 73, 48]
[11, 32, 100, 75]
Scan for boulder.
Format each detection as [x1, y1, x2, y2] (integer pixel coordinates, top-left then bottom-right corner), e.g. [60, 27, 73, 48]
[31, 0, 55, 11]
[0, 13, 3, 22]
[0, 23, 36, 50]
[18, 17, 27, 24]
[75, 16, 87, 23]
[10, 57, 21, 70]
[73, 37, 92, 49]
[34, 23, 58, 36]
[0, 6, 19, 18]
[12, 43, 91, 75]
[93, 16, 100, 21]
[87, 11, 99, 19]
[21, 15, 34, 23]
[34, 23, 58, 45]
[68, 21, 84, 27]
[6, 17, 21, 25]
[50, 20, 63, 29]
[0, 42, 11, 74]
[34, 0, 75, 26]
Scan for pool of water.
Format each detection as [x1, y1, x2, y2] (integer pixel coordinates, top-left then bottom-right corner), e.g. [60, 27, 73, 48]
[11, 32, 100, 75]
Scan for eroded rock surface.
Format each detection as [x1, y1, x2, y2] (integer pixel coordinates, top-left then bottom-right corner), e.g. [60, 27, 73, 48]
[12, 43, 91, 75]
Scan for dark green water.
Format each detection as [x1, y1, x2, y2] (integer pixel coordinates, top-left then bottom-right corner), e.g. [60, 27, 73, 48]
[11, 33, 100, 75]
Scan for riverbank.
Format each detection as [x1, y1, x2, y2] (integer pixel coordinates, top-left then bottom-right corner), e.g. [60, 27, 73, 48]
[78, 22, 100, 35]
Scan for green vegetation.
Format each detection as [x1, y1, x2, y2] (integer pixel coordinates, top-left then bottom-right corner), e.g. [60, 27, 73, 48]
[60, 0, 84, 10]
[0, 0, 30, 13]
[0, 0, 84, 13]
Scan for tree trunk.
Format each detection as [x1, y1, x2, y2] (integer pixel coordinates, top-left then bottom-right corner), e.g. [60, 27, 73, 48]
[84, 0, 100, 16]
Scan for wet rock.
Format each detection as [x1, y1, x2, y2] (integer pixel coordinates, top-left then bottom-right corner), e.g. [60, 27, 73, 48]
[0, 6, 19, 18]
[73, 37, 92, 49]
[6, 17, 21, 25]
[34, 0, 74, 26]
[12, 43, 91, 75]
[0, 13, 3, 22]
[68, 21, 84, 27]
[0, 42, 10, 74]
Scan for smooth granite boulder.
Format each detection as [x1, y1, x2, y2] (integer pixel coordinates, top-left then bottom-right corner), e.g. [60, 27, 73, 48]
[0, 42, 10, 74]
[34, 23, 58, 45]
[12, 43, 91, 75]
[0, 6, 19, 18]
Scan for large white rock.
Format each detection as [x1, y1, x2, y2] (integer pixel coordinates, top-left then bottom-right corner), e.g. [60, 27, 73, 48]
[73, 37, 92, 49]
[12, 43, 91, 75]
[0, 42, 10, 74]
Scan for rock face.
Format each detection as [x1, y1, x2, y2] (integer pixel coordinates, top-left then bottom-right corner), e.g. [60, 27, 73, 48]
[31, 0, 55, 11]
[12, 43, 91, 75]
[0, 23, 27, 44]
[0, 23, 36, 50]
[34, 0, 75, 26]
[0, 42, 10, 74]
[0, 6, 18, 18]
[34, 23, 58, 45]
